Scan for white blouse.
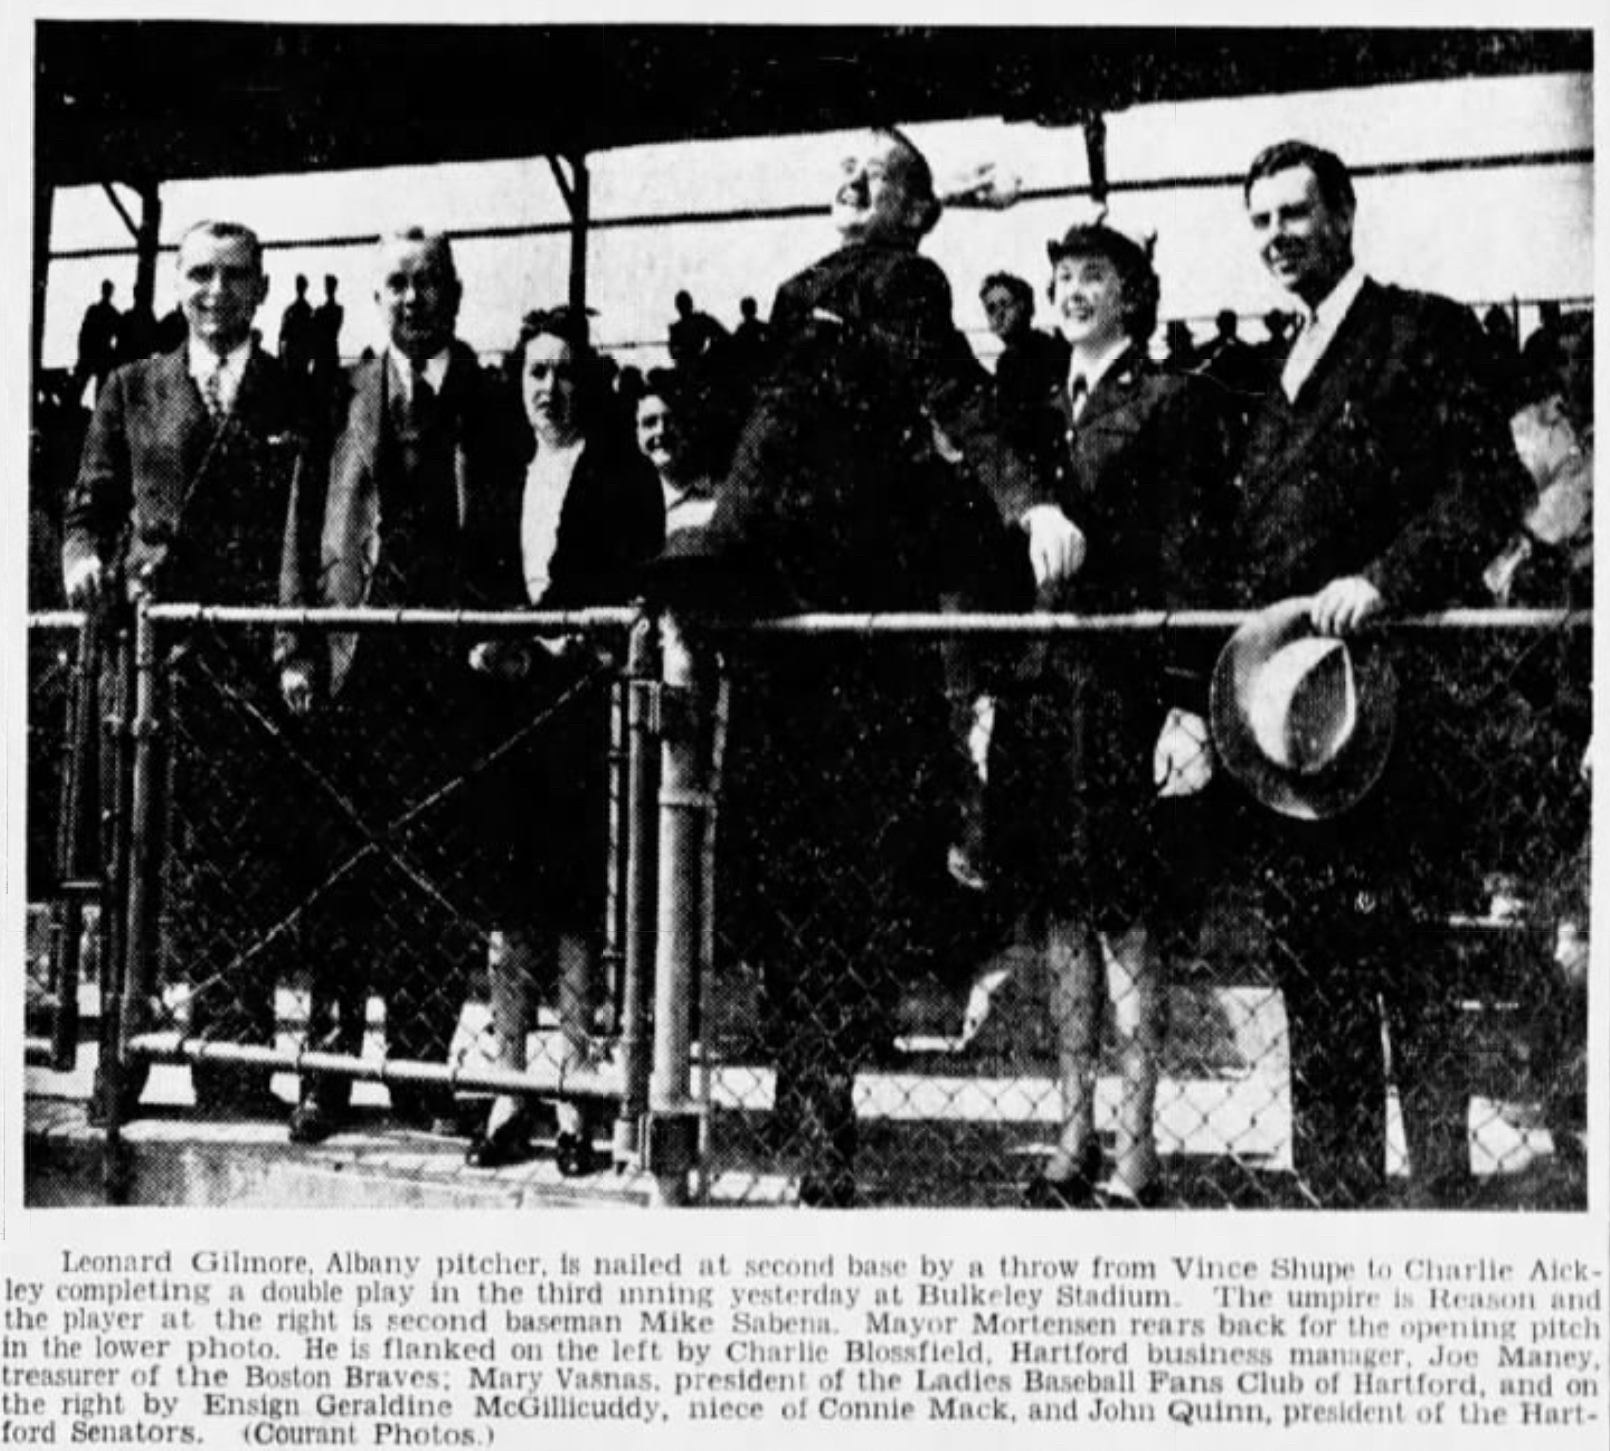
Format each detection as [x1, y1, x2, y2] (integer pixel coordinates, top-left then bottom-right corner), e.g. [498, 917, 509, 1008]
[520, 437, 586, 604]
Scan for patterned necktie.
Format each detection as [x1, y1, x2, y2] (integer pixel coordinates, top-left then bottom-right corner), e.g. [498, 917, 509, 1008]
[1069, 374, 1089, 422]
[202, 359, 228, 421]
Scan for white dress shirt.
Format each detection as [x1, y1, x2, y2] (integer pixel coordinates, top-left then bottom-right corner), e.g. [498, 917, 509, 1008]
[1281, 266, 1368, 401]
[387, 345, 452, 404]
[187, 336, 254, 417]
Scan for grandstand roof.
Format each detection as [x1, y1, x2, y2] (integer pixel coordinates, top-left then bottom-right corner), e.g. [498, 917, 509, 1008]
[37, 23, 1591, 188]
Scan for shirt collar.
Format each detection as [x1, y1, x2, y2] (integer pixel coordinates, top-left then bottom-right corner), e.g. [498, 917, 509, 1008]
[1303, 265, 1367, 333]
[388, 344, 453, 401]
[1066, 335, 1133, 396]
[187, 335, 253, 384]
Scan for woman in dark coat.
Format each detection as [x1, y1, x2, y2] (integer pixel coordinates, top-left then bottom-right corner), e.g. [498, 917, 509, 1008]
[1000, 222, 1236, 1208]
[465, 308, 664, 1170]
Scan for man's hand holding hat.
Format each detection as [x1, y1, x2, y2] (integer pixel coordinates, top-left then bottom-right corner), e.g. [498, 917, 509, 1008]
[1310, 574, 1383, 635]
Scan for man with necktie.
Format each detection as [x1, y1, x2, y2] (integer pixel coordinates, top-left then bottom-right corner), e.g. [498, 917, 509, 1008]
[64, 219, 315, 1120]
[279, 228, 524, 1144]
[1226, 141, 1526, 1206]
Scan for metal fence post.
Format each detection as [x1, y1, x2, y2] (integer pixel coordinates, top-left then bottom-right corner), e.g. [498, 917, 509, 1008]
[613, 615, 660, 1168]
[101, 588, 163, 1200]
[47, 617, 101, 1070]
[646, 610, 706, 1205]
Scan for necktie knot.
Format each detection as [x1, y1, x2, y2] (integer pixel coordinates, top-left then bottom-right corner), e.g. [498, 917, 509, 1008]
[1069, 374, 1089, 420]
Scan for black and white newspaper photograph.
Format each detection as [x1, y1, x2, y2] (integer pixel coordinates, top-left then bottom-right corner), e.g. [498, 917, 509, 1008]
[4, 2, 1605, 1445]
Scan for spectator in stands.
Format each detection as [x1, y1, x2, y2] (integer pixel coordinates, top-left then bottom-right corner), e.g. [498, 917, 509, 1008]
[729, 295, 772, 378]
[636, 379, 717, 537]
[656, 125, 1059, 1206]
[980, 270, 1068, 422]
[278, 273, 317, 379]
[312, 274, 344, 384]
[1258, 307, 1295, 366]
[115, 298, 159, 368]
[998, 220, 1235, 1210]
[1522, 298, 1566, 381]
[279, 227, 527, 1145]
[1194, 307, 1268, 426]
[462, 306, 663, 1171]
[1221, 140, 1525, 1208]
[64, 220, 316, 1122]
[1162, 319, 1197, 372]
[1477, 303, 1525, 413]
[667, 289, 728, 374]
[72, 280, 122, 402]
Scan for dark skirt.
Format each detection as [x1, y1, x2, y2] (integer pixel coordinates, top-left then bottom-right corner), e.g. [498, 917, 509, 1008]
[989, 649, 1205, 935]
[469, 654, 614, 935]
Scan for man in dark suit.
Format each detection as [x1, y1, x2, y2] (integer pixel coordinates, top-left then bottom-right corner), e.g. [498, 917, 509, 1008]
[65, 219, 314, 1119]
[279, 227, 524, 1144]
[670, 127, 1068, 1205]
[1230, 141, 1526, 1206]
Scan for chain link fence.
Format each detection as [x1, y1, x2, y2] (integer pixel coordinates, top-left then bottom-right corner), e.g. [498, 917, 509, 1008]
[25, 605, 1590, 1210]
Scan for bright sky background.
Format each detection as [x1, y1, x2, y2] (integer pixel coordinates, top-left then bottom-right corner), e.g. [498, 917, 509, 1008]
[41, 69, 1592, 372]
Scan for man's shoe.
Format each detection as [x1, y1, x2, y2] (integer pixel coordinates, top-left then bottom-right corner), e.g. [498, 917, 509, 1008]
[466, 1110, 537, 1169]
[287, 1100, 342, 1145]
[87, 1068, 147, 1127]
[554, 1129, 602, 1178]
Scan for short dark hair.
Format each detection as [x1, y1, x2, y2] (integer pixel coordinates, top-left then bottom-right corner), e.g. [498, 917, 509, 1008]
[1244, 140, 1355, 214]
[177, 219, 264, 273]
[1046, 224, 1160, 345]
[980, 272, 1034, 312]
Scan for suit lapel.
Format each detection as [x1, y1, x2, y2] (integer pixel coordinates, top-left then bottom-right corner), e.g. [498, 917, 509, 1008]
[1245, 282, 1389, 493]
[322, 358, 387, 695]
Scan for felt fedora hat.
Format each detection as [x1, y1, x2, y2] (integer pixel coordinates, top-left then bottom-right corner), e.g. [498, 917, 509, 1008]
[1210, 597, 1398, 821]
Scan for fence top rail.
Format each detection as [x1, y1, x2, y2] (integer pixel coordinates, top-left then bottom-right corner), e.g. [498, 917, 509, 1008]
[146, 605, 644, 632]
[705, 607, 1591, 635]
[27, 605, 1589, 635]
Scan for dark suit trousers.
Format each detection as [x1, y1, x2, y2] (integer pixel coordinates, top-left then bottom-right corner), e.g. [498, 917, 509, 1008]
[297, 636, 486, 1118]
[156, 637, 303, 1102]
[1243, 776, 1469, 1204]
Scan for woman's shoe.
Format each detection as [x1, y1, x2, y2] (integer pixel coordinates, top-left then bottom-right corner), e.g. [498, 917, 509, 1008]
[1022, 1138, 1104, 1208]
[465, 1108, 537, 1169]
[1092, 1178, 1164, 1209]
[554, 1128, 601, 1178]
